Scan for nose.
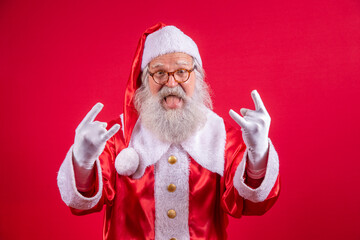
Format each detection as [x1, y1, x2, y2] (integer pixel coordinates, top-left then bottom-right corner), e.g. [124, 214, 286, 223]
[165, 74, 178, 88]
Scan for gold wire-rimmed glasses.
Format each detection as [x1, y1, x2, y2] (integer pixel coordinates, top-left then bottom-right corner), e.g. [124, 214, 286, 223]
[149, 68, 195, 85]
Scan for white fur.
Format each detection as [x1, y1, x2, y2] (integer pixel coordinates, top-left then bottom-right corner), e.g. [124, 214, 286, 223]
[154, 145, 190, 239]
[141, 26, 202, 70]
[115, 147, 139, 176]
[181, 109, 226, 176]
[57, 146, 103, 210]
[130, 119, 172, 179]
[233, 139, 279, 203]
[130, 108, 226, 179]
[120, 113, 125, 136]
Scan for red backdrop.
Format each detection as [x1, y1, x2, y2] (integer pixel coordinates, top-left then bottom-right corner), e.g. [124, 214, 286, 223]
[1, 0, 359, 239]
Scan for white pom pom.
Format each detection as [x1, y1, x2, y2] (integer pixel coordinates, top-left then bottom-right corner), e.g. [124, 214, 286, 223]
[115, 148, 139, 176]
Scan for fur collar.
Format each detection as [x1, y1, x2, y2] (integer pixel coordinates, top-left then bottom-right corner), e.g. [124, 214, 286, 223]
[129, 109, 226, 179]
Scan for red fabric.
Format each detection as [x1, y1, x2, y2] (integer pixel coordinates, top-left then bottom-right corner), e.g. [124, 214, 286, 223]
[124, 22, 166, 146]
[70, 118, 280, 239]
[68, 23, 279, 239]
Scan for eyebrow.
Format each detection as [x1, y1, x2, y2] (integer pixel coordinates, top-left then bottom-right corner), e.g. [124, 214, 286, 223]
[150, 63, 164, 69]
[150, 60, 192, 70]
[176, 60, 191, 66]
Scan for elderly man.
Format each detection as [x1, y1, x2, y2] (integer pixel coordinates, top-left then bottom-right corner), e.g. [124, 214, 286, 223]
[57, 23, 280, 240]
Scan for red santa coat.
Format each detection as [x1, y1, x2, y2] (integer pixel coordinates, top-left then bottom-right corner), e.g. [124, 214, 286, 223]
[57, 109, 280, 240]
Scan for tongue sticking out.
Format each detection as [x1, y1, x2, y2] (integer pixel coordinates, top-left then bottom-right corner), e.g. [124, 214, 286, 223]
[164, 95, 183, 109]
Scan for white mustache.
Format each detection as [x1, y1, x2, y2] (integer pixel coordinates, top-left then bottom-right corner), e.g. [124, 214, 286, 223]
[158, 86, 187, 100]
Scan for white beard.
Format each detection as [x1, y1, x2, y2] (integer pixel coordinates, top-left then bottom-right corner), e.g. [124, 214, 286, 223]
[134, 84, 208, 144]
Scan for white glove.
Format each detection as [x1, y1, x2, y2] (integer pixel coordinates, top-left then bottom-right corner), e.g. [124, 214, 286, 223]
[72, 103, 120, 191]
[229, 90, 270, 173]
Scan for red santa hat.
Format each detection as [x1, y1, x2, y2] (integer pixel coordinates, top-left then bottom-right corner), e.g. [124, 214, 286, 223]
[115, 23, 202, 176]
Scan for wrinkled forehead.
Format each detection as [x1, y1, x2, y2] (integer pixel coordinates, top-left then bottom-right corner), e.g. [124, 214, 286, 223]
[148, 52, 194, 70]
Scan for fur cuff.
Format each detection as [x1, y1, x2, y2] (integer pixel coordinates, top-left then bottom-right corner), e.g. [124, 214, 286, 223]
[233, 139, 279, 203]
[57, 146, 103, 210]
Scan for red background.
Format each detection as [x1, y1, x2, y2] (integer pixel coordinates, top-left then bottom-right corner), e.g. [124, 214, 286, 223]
[1, 0, 359, 239]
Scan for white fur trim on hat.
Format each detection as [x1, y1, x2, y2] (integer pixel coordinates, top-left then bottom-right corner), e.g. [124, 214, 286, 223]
[115, 147, 140, 176]
[141, 26, 202, 70]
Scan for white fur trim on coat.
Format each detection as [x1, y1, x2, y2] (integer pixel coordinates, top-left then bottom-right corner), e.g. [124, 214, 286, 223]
[154, 144, 190, 239]
[57, 146, 103, 210]
[130, 120, 172, 179]
[120, 113, 125, 136]
[130, 109, 225, 179]
[181, 110, 226, 176]
[233, 139, 279, 203]
[141, 26, 202, 70]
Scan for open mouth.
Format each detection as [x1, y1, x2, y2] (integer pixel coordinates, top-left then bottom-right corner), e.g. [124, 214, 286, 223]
[163, 94, 183, 109]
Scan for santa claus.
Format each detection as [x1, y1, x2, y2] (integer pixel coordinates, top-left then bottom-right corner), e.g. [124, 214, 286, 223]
[57, 23, 280, 240]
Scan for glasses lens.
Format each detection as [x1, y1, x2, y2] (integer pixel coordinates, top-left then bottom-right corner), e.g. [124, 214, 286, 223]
[154, 71, 168, 84]
[174, 69, 189, 82]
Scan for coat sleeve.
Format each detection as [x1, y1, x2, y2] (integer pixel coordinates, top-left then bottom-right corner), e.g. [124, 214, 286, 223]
[221, 123, 280, 217]
[57, 118, 125, 215]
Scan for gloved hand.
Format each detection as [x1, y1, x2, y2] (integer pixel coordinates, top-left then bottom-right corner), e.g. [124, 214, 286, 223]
[72, 103, 120, 191]
[73, 103, 120, 169]
[229, 90, 270, 172]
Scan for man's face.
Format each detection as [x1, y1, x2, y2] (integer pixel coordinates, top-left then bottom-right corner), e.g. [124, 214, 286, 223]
[135, 52, 209, 143]
[148, 52, 196, 110]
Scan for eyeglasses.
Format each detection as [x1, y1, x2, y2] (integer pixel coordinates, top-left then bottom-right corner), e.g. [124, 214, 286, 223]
[148, 68, 195, 85]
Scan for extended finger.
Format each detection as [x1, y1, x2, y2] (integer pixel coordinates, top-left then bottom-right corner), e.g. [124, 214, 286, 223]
[77, 103, 104, 130]
[251, 90, 267, 112]
[101, 124, 120, 141]
[229, 109, 249, 129]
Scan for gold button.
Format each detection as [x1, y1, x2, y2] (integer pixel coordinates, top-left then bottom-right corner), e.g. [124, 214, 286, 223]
[167, 209, 176, 219]
[167, 183, 176, 192]
[168, 156, 177, 164]
[170, 238, 177, 240]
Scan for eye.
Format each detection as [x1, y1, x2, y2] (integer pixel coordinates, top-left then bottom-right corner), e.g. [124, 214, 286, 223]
[176, 69, 186, 74]
[155, 71, 166, 77]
